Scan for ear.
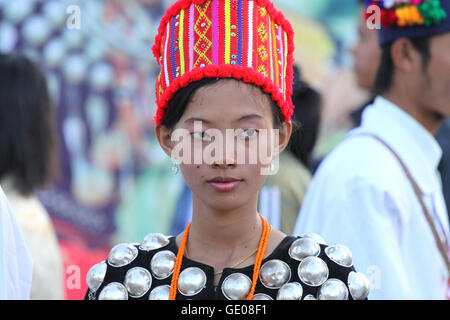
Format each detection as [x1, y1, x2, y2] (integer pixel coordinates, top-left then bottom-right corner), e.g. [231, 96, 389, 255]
[155, 125, 174, 158]
[274, 121, 293, 156]
[391, 38, 421, 73]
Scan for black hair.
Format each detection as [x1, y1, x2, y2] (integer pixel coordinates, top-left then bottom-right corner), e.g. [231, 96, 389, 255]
[0, 54, 57, 196]
[287, 65, 322, 168]
[161, 77, 285, 130]
[374, 36, 431, 95]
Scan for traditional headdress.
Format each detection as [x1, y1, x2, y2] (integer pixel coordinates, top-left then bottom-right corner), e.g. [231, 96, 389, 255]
[152, 0, 295, 125]
[365, 0, 450, 44]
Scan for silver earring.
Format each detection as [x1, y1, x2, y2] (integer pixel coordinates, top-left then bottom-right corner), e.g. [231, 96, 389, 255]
[270, 158, 278, 174]
[171, 162, 179, 175]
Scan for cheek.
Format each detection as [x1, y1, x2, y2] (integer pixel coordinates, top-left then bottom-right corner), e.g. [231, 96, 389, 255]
[417, 58, 450, 115]
[240, 164, 268, 194]
[360, 45, 381, 72]
[440, 57, 450, 94]
[180, 164, 205, 187]
[369, 45, 382, 70]
[353, 44, 380, 88]
[244, 135, 276, 168]
[425, 59, 450, 96]
[352, 44, 365, 71]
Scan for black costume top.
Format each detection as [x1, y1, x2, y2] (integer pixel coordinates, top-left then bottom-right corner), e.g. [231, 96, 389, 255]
[85, 233, 370, 300]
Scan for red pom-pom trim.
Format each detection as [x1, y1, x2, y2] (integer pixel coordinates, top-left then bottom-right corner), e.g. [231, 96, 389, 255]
[153, 64, 295, 126]
[380, 9, 398, 27]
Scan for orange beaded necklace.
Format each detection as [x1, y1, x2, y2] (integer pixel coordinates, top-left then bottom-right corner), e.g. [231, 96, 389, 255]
[169, 213, 270, 300]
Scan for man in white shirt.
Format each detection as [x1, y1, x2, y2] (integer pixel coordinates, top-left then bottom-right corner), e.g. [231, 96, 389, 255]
[0, 186, 33, 299]
[294, 0, 450, 299]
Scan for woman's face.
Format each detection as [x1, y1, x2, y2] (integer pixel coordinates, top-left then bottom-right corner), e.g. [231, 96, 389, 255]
[156, 79, 291, 212]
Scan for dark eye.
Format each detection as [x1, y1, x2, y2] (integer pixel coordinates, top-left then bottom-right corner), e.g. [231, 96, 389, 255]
[239, 128, 259, 139]
[191, 131, 212, 141]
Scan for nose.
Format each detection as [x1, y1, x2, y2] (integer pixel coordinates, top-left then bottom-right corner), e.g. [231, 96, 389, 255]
[211, 133, 237, 169]
[212, 154, 237, 169]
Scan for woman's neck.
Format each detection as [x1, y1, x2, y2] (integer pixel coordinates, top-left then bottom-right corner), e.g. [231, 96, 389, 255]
[175, 196, 287, 285]
[187, 200, 262, 255]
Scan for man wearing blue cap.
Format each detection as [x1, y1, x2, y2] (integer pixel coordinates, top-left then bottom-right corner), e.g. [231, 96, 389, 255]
[294, 0, 450, 299]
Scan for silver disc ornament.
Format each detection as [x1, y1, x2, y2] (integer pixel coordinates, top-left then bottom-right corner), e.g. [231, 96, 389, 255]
[221, 273, 253, 300]
[259, 259, 291, 289]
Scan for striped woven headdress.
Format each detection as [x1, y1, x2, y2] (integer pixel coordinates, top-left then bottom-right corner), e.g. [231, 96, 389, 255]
[152, 0, 295, 126]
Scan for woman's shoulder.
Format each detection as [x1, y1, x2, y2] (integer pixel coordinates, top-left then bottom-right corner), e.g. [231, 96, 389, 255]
[85, 232, 177, 300]
[267, 233, 371, 300]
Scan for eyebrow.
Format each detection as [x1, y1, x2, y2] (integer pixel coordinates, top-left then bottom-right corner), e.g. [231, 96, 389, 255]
[234, 114, 264, 123]
[184, 117, 211, 124]
[183, 114, 263, 125]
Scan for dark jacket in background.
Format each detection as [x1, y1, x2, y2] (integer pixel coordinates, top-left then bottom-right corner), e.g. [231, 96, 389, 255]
[436, 118, 450, 219]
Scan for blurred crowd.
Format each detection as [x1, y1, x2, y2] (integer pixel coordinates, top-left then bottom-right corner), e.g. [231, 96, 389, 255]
[0, 0, 448, 300]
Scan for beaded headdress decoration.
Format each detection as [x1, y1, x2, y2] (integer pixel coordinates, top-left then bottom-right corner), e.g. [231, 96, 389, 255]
[365, 0, 450, 44]
[152, 0, 295, 126]
[365, 0, 448, 28]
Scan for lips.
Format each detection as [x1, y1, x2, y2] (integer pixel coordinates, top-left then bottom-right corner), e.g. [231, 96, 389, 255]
[207, 177, 243, 192]
[207, 177, 242, 183]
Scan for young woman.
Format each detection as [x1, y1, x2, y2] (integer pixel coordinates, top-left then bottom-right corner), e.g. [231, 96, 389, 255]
[85, 0, 370, 300]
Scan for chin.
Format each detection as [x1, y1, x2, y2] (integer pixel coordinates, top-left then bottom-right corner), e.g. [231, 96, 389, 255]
[200, 193, 252, 213]
[354, 76, 371, 92]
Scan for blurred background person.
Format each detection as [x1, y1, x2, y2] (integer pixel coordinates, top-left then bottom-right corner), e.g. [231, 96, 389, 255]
[348, 0, 382, 128]
[350, 0, 449, 220]
[437, 119, 450, 221]
[0, 185, 33, 299]
[0, 54, 63, 299]
[0, 0, 172, 299]
[307, 0, 382, 173]
[294, 0, 450, 299]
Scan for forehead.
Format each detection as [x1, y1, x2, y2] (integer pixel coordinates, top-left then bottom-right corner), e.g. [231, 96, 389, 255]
[179, 79, 273, 126]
